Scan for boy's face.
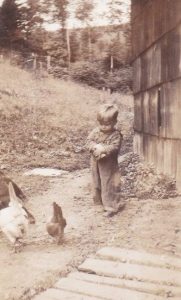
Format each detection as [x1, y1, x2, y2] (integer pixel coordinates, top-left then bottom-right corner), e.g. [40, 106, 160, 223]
[99, 119, 117, 133]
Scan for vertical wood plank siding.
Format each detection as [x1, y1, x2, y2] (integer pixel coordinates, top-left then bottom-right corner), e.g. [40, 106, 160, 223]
[132, 0, 181, 190]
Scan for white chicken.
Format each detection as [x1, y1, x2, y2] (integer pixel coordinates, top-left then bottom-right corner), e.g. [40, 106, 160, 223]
[0, 182, 28, 252]
[0, 170, 35, 224]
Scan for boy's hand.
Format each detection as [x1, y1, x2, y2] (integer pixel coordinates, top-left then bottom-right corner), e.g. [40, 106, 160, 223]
[93, 144, 106, 160]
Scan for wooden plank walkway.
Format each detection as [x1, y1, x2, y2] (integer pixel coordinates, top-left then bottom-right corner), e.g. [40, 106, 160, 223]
[33, 247, 181, 299]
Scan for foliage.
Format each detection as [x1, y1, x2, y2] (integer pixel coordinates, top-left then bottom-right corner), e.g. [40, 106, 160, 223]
[42, 0, 70, 59]
[43, 23, 131, 64]
[43, 30, 68, 61]
[18, 0, 44, 36]
[49, 60, 132, 93]
[0, 0, 20, 48]
[69, 30, 80, 62]
[106, 0, 130, 25]
[0, 0, 132, 92]
[75, 0, 95, 26]
[45, 0, 69, 28]
[0, 0, 45, 52]
[55, 0, 69, 26]
[75, 0, 95, 60]
[69, 61, 104, 87]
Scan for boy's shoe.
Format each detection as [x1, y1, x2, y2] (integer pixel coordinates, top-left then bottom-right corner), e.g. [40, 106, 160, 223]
[95, 205, 104, 212]
[103, 211, 116, 217]
[117, 202, 126, 212]
[103, 206, 117, 217]
[103, 203, 126, 217]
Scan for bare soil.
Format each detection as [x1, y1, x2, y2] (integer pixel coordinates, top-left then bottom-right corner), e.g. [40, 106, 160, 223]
[0, 62, 180, 300]
[1, 169, 181, 300]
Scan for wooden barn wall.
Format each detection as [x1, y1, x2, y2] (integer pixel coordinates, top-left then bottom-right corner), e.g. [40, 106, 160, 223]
[132, 0, 181, 190]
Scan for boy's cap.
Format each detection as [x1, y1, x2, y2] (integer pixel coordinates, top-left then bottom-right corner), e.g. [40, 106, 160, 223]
[97, 103, 118, 123]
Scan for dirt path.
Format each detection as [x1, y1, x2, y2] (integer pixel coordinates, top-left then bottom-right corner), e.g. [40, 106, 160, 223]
[0, 169, 92, 300]
[1, 168, 181, 300]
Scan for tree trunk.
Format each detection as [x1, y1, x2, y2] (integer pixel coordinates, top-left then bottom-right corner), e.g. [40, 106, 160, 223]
[66, 28, 71, 68]
[47, 55, 51, 70]
[110, 55, 114, 73]
[88, 27, 92, 61]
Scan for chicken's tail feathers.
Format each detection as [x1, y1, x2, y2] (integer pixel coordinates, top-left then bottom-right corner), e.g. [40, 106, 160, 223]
[63, 217, 67, 228]
[53, 201, 57, 209]
[23, 207, 36, 224]
[52, 201, 64, 223]
[8, 182, 23, 208]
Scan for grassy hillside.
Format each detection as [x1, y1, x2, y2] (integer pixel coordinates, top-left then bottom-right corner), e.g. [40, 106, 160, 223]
[0, 60, 133, 173]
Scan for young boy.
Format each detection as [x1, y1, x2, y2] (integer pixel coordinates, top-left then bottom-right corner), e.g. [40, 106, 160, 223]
[87, 103, 123, 217]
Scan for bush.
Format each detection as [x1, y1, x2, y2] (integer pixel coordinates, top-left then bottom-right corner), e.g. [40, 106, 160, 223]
[48, 65, 69, 80]
[49, 60, 133, 93]
[103, 66, 133, 93]
[69, 61, 105, 89]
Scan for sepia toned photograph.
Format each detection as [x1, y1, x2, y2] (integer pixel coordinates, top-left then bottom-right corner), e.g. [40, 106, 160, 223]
[0, 0, 181, 299]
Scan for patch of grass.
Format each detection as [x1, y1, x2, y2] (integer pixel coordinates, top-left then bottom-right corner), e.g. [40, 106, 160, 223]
[0, 60, 133, 172]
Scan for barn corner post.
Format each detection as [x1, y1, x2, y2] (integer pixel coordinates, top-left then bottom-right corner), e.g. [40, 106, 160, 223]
[131, 0, 181, 191]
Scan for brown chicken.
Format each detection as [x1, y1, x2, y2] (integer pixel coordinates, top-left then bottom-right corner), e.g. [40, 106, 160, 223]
[0, 171, 35, 224]
[46, 202, 66, 244]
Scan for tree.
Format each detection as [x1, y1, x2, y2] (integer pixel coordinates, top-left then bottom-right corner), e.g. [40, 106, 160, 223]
[54, 0, 70, 66]
[0, 0, 48, 53]
[107, 0, 124, 25]
[53, 0, 69, 29]
[0, 7, 7, 48]
[43, 0, 70, 66]
[0, 0, 20, 48]
[44, 30, 68, 66]
[104, 1, 131, 70]
[75, 0, 95, 60]
[69, 30, 80, 62]
[75, 0, 94, 26]
[18, 0, 44, 39]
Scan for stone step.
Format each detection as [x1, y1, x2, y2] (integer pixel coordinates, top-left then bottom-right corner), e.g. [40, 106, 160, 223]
[33, 288, 100, 300]
[78, 258, 181, 287]
[55, 277, 164, 300]
[69, 271, 181, 298]
[33, 248, 181, 300]
[97, 247, 181, 271]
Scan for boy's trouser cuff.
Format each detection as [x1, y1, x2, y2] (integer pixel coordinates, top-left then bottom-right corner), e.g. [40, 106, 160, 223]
[93, 188, 102, 205]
